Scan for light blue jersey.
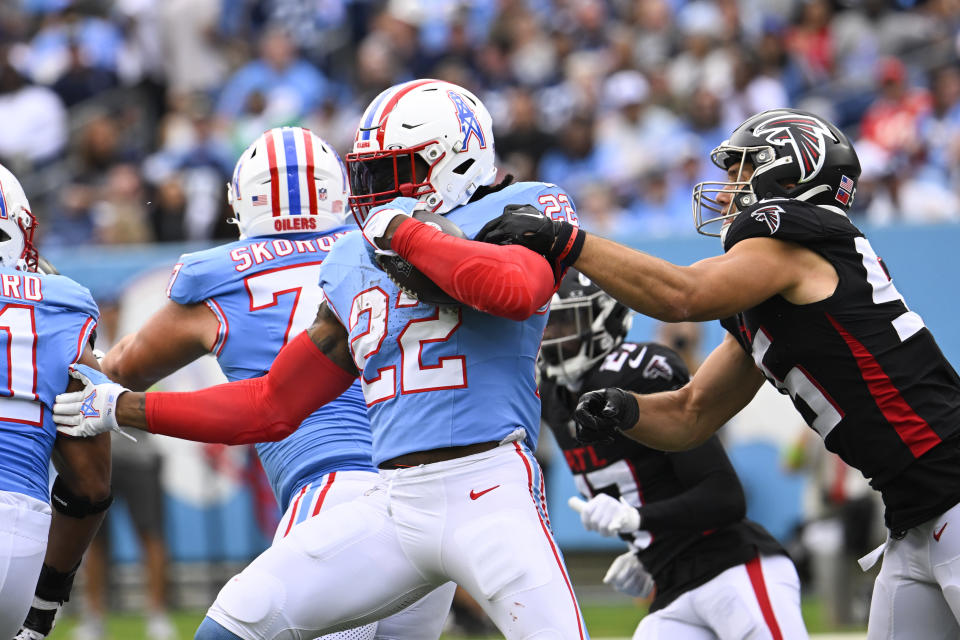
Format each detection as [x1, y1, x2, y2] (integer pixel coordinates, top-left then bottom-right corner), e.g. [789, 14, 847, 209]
[167, 229, 375, 507]
[0, 267, 98, 502]
[318, 182, 579, 465]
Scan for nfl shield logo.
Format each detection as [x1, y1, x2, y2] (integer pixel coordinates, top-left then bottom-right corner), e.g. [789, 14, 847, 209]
[318, 188, 327, 201]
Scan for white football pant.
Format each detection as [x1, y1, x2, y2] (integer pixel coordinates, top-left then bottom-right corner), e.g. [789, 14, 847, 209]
[207, 442, 588, 639]
[238, 469, 455, 640]
[0, 491, 51, 638]
[867, 499, 960, 639]
[633, 554, 807, 640]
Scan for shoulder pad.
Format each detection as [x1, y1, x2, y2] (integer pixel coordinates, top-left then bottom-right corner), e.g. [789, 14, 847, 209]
[453, 181, 581, 238]
[321, 230, 366, 267]
[166, 247, 227, 305]
[39, 273, 99, 320]
[723, 199, 861, 253]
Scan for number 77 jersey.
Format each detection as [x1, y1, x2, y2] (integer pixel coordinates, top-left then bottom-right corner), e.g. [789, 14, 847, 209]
[0, 266, 99, 502]
[720, 198, 960, 524]
[166, 229, 374, 508]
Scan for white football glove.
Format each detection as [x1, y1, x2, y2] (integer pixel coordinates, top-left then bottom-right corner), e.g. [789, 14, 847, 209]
[53, 364, 134, 440]
[568, 494, 641, 537]
[361, 206, 412, 255]
[603, 551, 654, 598]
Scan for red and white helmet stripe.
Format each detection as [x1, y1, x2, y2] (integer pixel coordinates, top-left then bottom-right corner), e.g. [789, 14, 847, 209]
[229, 127, 348, 238]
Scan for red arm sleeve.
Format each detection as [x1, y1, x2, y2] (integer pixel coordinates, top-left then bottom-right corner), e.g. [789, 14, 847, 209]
[391, 217, 555, 321]
[144, 331, 357, 445]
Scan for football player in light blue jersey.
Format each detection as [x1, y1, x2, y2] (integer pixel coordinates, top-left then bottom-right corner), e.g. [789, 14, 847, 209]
[0, 163, 113, 640]
[55, 80, 588, 639]
[94, 127, 455, 640]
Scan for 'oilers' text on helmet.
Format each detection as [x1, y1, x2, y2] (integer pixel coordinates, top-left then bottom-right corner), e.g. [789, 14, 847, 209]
[0, 163, 38, 272]
[227, 127, 348, 239]
[346, 79, 497, 226]
[540, 269, 632, 387]
[693, 108, 861, 238]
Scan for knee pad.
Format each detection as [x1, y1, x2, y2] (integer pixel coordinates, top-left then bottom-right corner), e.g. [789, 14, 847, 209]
[195, 617, 244, 640]
[50, 476, 112, 519]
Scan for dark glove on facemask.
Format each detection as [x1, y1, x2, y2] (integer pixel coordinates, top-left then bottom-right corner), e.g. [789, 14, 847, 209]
[573, 388, 640, 444]
[476, 204, 585, 282]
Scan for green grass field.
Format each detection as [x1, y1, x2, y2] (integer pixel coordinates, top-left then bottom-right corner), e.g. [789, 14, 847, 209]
[46, 600, 867, 640]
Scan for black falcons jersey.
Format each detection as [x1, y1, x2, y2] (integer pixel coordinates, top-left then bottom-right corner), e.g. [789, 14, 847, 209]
[540, 341, 786, 611]
[722, 198, 960, 532]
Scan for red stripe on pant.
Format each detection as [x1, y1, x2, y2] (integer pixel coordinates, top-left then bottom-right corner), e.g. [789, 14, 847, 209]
[513, 442, 585, 640]
[311, 471, 337, 516]
[282, 485, 309, 538]
[745, 555, 784, 640]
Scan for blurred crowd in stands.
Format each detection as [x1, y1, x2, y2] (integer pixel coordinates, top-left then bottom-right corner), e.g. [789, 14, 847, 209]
[2, 0, 960, 250]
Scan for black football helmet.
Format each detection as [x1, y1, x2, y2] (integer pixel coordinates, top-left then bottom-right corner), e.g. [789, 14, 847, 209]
[539, 269, 632, 387]
[693, 108, 861, 238]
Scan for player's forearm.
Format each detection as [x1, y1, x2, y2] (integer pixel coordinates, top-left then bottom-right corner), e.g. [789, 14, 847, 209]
[101, 335, 156, 391]
[574, 235, 701, 322]
[639, 441, 746, 531]
[114, 331, 357, 444]
[639, 474, 745, 533]
[618, 388, 715, 451]
[116, 391, 148, 429]
[392, 218, 554, 320]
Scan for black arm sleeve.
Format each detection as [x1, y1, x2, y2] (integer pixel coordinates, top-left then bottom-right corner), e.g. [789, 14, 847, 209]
[636, 435, 747, 534]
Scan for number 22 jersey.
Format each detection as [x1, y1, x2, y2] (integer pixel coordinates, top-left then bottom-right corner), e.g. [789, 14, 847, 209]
[318, 182, 578, 465]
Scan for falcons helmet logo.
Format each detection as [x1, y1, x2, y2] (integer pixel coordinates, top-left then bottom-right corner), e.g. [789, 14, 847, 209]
[750, 205, 783, 235]
[643, 355, 675, 381]
[753, 114, 838, 184]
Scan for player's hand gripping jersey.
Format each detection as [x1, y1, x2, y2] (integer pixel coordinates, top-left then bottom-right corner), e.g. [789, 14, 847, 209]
[319, 182, 578, 465]
[0, 266, 98, 502]
[721, 198, 960, 531]
[541, 341, 786, 611]
[167, 229, 374, 506]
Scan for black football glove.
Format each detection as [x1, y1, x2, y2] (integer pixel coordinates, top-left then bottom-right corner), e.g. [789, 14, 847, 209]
[476, 204, 586, 282]
[574, 388, 640, 445]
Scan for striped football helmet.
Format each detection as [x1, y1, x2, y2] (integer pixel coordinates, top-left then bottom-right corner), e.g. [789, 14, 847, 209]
[227, 127, 349, 238]
[0, 163, 38, 272]
[346, 79, 497, 226]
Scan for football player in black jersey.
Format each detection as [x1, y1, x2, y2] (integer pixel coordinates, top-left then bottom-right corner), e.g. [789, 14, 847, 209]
[480, 107, 960, 638]
[540, 269, 807, 639]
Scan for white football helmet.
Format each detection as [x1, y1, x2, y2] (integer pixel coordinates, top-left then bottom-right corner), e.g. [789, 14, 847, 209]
[227, 127, 349, 238]
[0, 163, 38, 272]
[346, 79, 497, 226]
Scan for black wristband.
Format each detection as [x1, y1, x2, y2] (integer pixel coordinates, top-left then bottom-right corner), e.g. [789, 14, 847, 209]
[548, 222, 586, 271]
[614, 387, 640, 431]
